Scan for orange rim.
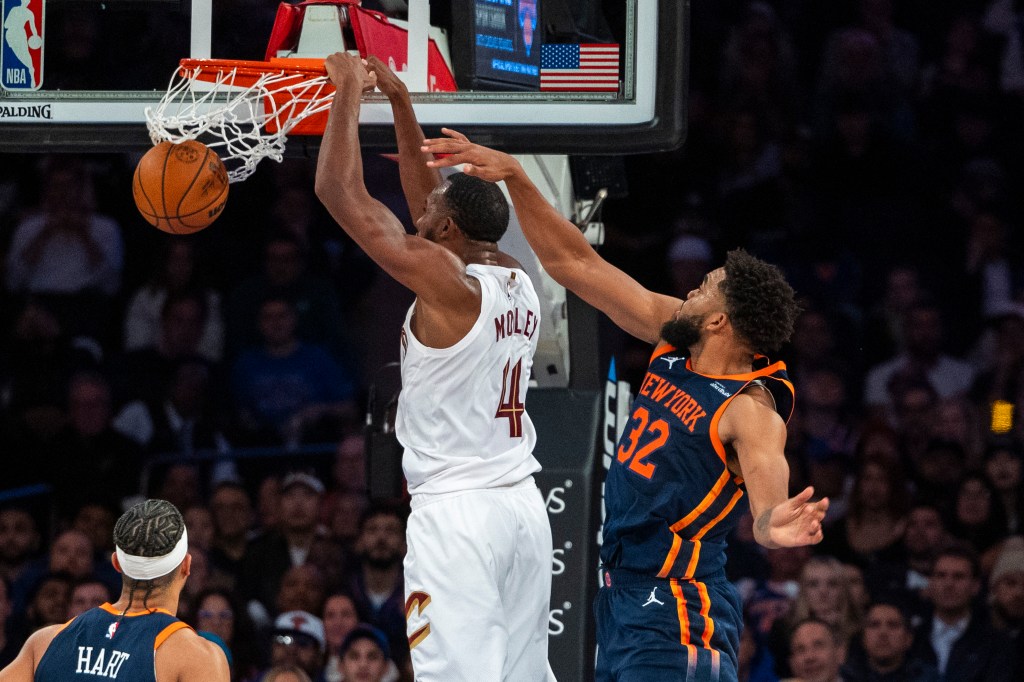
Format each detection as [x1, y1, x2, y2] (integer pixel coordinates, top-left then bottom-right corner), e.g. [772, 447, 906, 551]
[179, 57, 328, 85]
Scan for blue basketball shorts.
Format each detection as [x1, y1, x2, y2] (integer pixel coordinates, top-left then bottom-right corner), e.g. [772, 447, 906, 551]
[594, 568, 743, 682]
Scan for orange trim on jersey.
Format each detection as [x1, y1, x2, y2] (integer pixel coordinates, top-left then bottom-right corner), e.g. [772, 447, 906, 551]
[670, 470, 731, 533]
[649, 343, 677, 364]
[683, 540, 703, 578]
[52, 618, 74, 637]
[692, 489, 745, 542]
[766, 375, 797, 423]
[680, 489, 744, 579]
[694, 580, 716, 650]
[670, 579, 699, 670]
[669, 579, 691, 645]
[684, 357, 788, 382]
[656, 533, 683, 578]
[154, 621, 192, 650]
[99, 603, 176, 618]
[708, 392, 738, 465]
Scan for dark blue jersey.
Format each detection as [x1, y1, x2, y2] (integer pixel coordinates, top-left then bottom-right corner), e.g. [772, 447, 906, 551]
[35, 603, 191, 681]
[601, 345, 794, 580]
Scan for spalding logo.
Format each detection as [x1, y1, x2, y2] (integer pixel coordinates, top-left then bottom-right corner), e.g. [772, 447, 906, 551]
[207, 203, 225, 218]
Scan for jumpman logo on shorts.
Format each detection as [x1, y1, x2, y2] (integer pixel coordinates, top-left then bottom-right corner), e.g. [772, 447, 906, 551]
[642, 587, 665, 607]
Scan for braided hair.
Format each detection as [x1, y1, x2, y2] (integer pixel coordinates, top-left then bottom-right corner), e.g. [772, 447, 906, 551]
[113, 500, 186, 615]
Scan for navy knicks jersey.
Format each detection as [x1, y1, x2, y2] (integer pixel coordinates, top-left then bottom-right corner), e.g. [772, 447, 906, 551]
[35, 603, 191, 681]
[602, 345, 794, 580]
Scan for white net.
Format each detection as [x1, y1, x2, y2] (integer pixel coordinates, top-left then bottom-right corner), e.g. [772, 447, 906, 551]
[146, 62, 335, 183]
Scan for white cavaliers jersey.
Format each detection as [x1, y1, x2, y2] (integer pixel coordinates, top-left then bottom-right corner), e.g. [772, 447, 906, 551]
[397, 264, 542, 495]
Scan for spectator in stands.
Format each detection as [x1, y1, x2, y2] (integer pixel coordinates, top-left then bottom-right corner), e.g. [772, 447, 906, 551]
[184, 504, 216, 553]
[842, 599, 938, 681]
[70, 502, 115, 556]
[4, 157, 123, 338]
[914, 439, 969, 508]
[275, 564, 326, 617]
[239, 472, 343, 624]
[338, 624, 393, 682]
[208, 481, 254, 589]
[49, 370, 142, 516]
[190, 587, 261, 681]
[226, 234, 348, 356]
[0, 300, 84, 488]
[985, 441, 1023, 534]
[863, 264, 925, 366]
[231, 296, 355, 446]
[665, 234, 714, 299]
[123, 238, 224, 362]
[345, 504, 408, 663]
[971, 304, 1024, 413]
[117, 291, 214, 406]
[818, 455, 908, 566]
[772, 555, 862, 676]
[950, 471, 1008, 556]
[66, 578, 111, 619]
[153, 462, 203, 514]
[797, 366, 859, 462]
[867, 501, 947, 621]
[20, 572, 73, 635]
[0, 508, 40, 584]
[988, 537, 1024, 674]
[931, 396, 986, 468]
[865, 300, 975, 418]
[843, 564, 870, 615]
[257, 475, 282, 532]
[785, 618, 847, 682]
[268, 610, 326, 681]
[114, 356, 230, 457]
[910, 544, 1015, 682]
[321, 592, 359, 682]
[890, 377, 941, 468]
[744, 546, 810, 640]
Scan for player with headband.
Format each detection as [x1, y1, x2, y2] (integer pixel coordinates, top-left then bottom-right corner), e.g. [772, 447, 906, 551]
[0, 499, 229, 681]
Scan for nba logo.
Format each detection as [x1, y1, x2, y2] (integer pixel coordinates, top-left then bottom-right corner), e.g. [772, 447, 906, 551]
[1, 0, 44, 90]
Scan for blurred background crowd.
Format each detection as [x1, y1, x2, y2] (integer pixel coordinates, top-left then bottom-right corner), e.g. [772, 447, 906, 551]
[1, 1, 1024, 681]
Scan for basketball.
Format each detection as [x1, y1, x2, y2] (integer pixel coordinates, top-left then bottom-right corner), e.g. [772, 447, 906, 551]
[28, 36, 42, 50]
[132, 140, 229, 234]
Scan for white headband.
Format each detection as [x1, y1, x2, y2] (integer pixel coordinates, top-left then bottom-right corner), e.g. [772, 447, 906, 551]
[115, 527, 188, 581]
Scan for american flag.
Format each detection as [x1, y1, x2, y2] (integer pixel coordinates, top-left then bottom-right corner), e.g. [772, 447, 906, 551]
[540, 44, 620, 92]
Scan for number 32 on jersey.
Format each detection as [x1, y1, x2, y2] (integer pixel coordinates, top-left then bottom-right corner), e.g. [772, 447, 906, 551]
[616, 406, 669, 479]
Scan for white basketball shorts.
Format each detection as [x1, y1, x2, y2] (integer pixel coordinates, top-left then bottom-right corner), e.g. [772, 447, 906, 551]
[404, 477, 557, 681]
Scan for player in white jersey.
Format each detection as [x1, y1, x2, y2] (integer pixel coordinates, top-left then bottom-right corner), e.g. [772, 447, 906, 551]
[316, 54, 555, 682]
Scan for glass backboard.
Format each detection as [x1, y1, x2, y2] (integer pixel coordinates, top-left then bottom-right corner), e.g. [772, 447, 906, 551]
[0, 0, 687, 154]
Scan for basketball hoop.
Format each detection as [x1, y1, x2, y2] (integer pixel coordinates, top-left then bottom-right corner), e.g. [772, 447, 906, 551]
[146, 58, 336, 183]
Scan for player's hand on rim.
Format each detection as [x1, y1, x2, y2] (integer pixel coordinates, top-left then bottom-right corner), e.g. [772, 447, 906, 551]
[364, 55, 406, 99]
[324, 52, 377, 94]
[422, 129, 521, 182]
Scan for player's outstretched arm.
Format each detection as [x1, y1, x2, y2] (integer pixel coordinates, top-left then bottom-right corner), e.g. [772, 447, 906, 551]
[365, 56, 442, 224]
[422, 130, 682, 344]
[0, 625, 60, 681]
[721, 393, 829, 550]
[315, 54, 474, 309]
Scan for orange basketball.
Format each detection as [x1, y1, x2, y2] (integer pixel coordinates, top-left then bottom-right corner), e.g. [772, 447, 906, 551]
[132, 140, 229, 234]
